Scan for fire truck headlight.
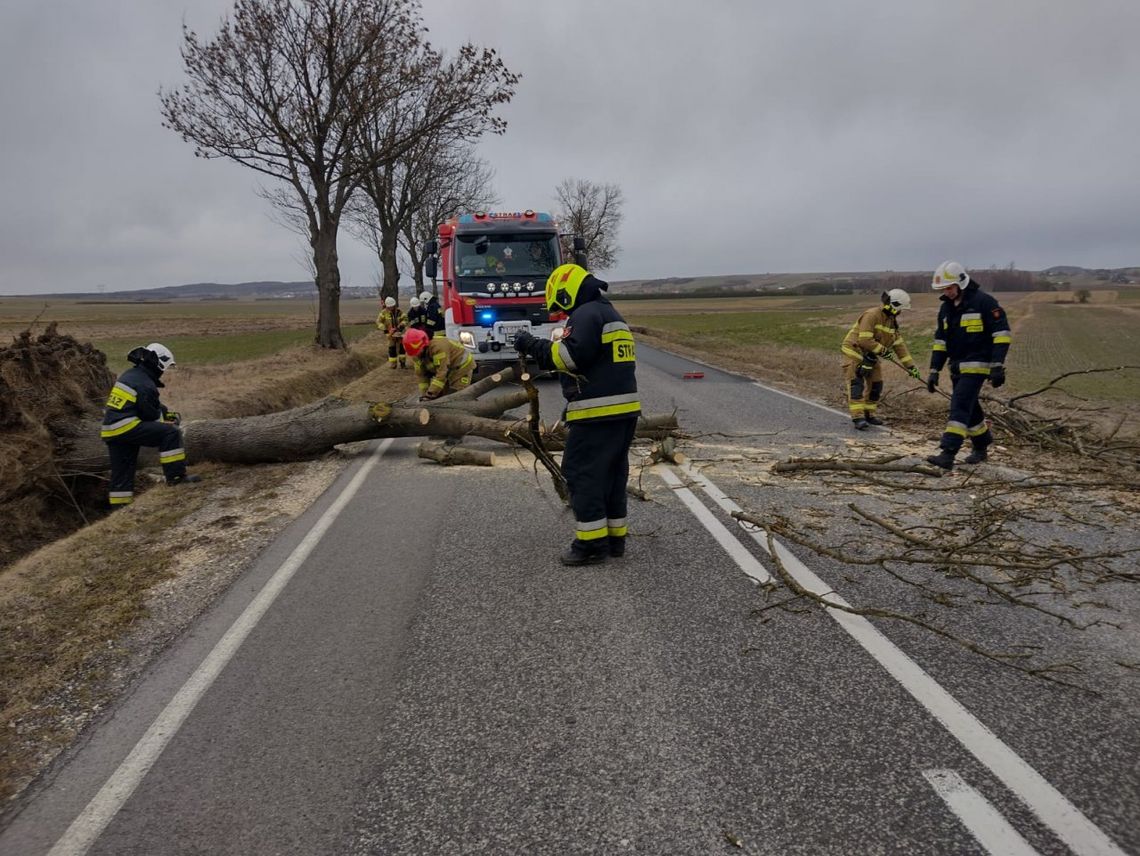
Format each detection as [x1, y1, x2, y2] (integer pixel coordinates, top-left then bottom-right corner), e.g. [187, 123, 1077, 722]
[526, 282, 535, 292]
[512, 282, 522, 292]
[459, 331, 476, 348]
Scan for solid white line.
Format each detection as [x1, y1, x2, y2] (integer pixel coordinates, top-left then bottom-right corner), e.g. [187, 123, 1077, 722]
[924, 769, 1041, 856]
[749, 380, 848, 418]
[654, 465, 770, 583]
[47, 439, 395, 856]
[663, 460, 1126, 856]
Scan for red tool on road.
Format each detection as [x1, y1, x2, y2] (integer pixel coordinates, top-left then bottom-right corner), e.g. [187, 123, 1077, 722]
[682, 371, 704, 379]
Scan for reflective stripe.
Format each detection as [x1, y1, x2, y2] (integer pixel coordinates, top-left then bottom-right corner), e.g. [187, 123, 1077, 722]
[109, 493, 134, 505]
[873, 324, 894, 333]
[607, 517, 627, 530]
[105, 382, 138, 409]
[958, 362, 991, 375]
[601, 329, 634, 344]
[932, 342, 947, 352]
[601, 321, 631, 335]
[576, 518, 609, 541]
[429, 378, 446, 391]
[841, 346, 864, 360]
[552, 340, 576, 371]
[858, 331, 874, 338]
[945, 421, 968, 437]
[101, 417, 141, 438]
[992, 329, 1012, 344]
[960, 313, 981, 322]
[848, 403, 864, 413]
[564, 393, 641, 421]
[159, 448, 186, 464]
[967, 422, 989, 436]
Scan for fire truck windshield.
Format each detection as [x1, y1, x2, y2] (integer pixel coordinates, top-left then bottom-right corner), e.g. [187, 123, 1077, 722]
[455, 234, 560, 281]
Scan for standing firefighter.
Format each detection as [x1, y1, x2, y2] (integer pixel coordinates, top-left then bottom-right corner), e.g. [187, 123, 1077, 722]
[419, 290, 445, 340]
[513, 264, 640, 566]
[406, 296, 426, 334]
[376, 296, 408, 369]
[924, 261, 1012, 470]
[402, 328, 475, 400]
[100, 343, 200, 506]
[841, 288, 923, 429]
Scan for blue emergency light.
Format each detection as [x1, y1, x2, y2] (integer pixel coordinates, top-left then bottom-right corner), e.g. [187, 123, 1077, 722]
[479, 310, 496, 323]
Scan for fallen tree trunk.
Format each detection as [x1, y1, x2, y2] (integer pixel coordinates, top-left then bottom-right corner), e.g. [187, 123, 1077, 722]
[417, 442, 495, 467]
[57, 367, 680, 474]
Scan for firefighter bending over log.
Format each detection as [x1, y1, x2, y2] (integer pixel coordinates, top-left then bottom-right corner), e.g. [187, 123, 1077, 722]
[402, 328, 475, 400]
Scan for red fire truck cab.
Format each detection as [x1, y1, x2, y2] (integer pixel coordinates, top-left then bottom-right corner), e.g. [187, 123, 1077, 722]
[423, 210, 583, 369]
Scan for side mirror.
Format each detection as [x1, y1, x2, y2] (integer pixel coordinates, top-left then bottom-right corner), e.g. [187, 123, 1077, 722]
[572, 236, 586, 252]
[424, 240, 438, 256]
[425, 257, 437, 280]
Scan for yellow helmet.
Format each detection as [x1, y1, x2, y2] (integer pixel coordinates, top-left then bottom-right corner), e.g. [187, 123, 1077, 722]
[545, 264, 591, 311]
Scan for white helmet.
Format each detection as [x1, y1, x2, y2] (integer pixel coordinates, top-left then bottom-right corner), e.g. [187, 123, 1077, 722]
[419, 291, 432, 303]
[145, 342, 176, 371]
[384, 296, 396, 307]
[932, 261, 969, 291]
[884, 288, 911, 313]
[409, 297, 421, 307]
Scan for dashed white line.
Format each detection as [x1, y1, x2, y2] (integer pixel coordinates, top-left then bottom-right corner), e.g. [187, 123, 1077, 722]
[658, 460, 1126, 856]
[47, 440, 394, 856]
[924, 769, 1041, 856]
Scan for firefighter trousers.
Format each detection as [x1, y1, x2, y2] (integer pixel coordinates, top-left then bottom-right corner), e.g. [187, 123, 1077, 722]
[842, 358, 884, 419]
[561, 417, 638, 554]
[105, 421, 188, 505]
[386, 335, 406, 366]
[939, 373, 993, 454]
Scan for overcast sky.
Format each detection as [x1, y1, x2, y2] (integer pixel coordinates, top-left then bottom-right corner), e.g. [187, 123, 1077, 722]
[2, 0, 1138, 295]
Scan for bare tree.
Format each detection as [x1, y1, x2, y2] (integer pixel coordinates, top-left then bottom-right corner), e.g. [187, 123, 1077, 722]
[160, 0, 518, 348]
[553, 178, 624, 272]
[399, 147, 498, 294]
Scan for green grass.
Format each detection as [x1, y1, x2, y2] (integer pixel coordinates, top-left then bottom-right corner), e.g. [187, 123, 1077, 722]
[96, 323, 374, 371]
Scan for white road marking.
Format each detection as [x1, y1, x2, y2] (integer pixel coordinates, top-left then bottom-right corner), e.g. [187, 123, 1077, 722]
[47, 440, 395, 856]
[658, 460, 1126, 856]
[653, 465, 771, 583]
[749, 380, 848, 417]
[924, 769, 1041, 856]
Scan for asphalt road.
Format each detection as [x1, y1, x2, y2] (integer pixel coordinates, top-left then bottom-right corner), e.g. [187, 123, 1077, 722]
[1, 345, 1136, 856]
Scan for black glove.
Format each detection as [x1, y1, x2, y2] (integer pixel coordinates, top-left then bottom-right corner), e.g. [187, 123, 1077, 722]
[855, 354, 876, 379]
[512, 330, 537, 355]
[926, 371, 939, 394]
[990, 365, 1006, 388]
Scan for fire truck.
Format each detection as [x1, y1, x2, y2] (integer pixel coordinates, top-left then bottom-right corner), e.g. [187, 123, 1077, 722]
[423, 210, 585, 369]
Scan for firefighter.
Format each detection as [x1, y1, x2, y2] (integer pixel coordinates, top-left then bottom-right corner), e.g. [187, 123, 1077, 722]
[512, 264, 640, 566]
[100, 343, 200, 507]
[376, 296, 408, 369]
[406, 296, 425, 333]
[402, 328, 475, 400]
[841, 288, 923, 429]
[924, 261, 1012, 470]
[419, 290, 445, 339]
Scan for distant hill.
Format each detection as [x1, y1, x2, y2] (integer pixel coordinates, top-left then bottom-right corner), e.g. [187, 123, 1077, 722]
[34, 281, 380, 300]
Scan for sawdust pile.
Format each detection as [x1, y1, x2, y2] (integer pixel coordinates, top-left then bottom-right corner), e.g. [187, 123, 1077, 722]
[0, 325, 114, 568]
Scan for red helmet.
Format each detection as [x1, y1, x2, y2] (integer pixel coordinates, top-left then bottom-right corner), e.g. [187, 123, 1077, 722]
[403, 328, 429, 356]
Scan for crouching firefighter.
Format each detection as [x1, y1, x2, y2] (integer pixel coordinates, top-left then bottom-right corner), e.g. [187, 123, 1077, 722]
[513, 264, 640, 566]
[100, 343, 200, 506]
[840, 288, 922, 429]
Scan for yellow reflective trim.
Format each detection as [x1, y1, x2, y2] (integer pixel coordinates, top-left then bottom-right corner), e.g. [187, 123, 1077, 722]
[601, 330, 633, 344]
[841, 346, 863, 359]
[576, 527, 609, 541]
[159, 450, 186, 464]
[613, 340, 636, 363]
[105, 383, 137, 410]
[858, 331, 874, 338]
[564, 401, 642, 421]
[552, 342, 571, 372]
[932, 342, 947, 352]
[101, 417, 141, 438]
[109, 495, 134, 505]
[945, 425, 968, 437]
[608, 525, 628, 537]
[993, 335, 1011, 344]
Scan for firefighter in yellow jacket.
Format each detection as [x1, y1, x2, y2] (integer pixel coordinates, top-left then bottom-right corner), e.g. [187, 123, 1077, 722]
[841, 288, 923, 429]
[376, 296, 408, 369]
[402, 328, 475, 399]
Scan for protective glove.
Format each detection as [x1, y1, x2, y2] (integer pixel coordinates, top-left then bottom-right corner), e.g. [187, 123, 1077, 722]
[855, 354, 876, 379]
[926, 371, 940, 394]
[162, 410, 181, 425]
[907, 366, 922, 381]
[880, 348, 894, 362]
[990, 365, 1006, 388]
[512, 330, 537, 355]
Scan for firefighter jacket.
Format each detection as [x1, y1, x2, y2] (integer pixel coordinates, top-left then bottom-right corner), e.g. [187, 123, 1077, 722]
[406, 304, 427, 331]
[101, 364, 167, 439]
[930, 281, 1012, 376]
[525, 276, 640, 423]
[376, 307, 407, 336]
[414, 337, 475, 396]
[423, 297, 444, 339]
[841, 306, 916, 368]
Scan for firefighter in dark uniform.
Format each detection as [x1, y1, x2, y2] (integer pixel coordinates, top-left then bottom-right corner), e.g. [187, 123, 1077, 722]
[925, 261, 1012, 470]
[513, 264, 640, 566]
[100, 343, 200, 506]
[419, 290, 445, 339]
[406, 296, 426, 333]
[841, 288, 923, 429]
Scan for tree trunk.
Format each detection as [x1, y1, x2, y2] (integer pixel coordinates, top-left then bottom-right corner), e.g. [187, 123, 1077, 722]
[379, 228, 401, 302]
[312, 217, 346, 349]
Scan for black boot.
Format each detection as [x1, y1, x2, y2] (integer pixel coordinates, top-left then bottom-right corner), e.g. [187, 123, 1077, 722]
[167, 473, 202, 485]
[608, 536, 626, 558]
[925, 449, 956, 471]
[864, 414, 885, 426]
[852, 418, 869, 431]
[560, 544, 607, 566]
[963, 446, 989, 465]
